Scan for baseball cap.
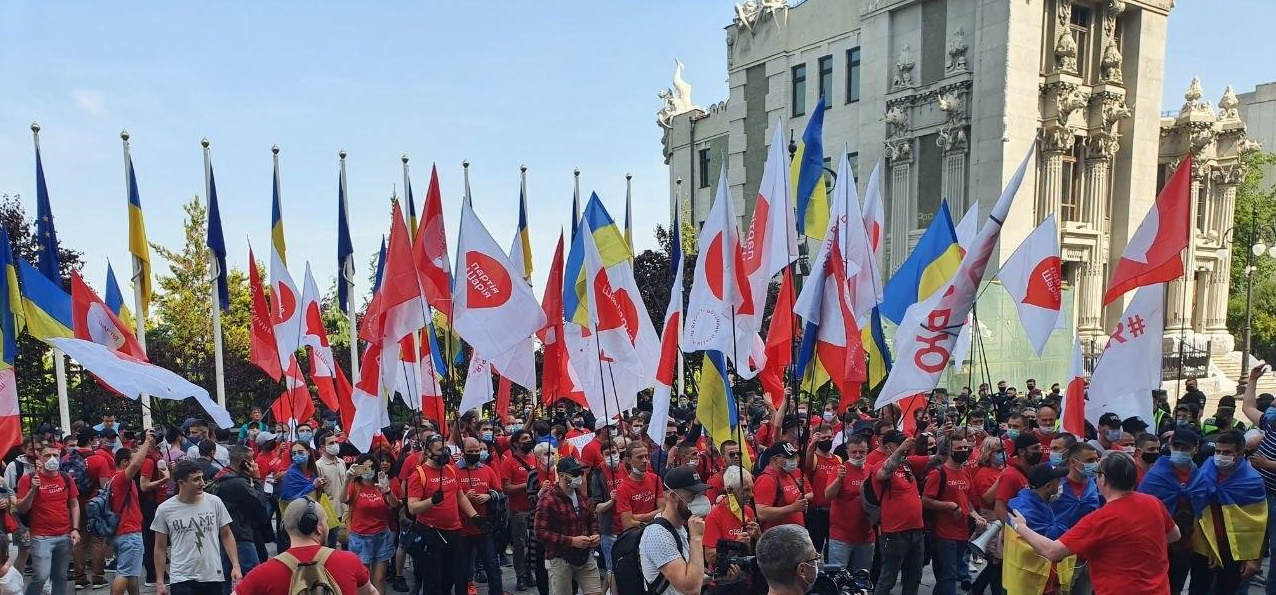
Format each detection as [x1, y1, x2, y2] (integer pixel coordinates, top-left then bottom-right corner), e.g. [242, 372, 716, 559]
[664, 465, 709, 492]
[595, 417, 617, 431]
[1098, 412, 1122, 429]
[1170, 427, 1200, 448]
[765, 442, 798, 460]
[255, 431, 279, 446]
[556, 457, 584, 475]
[1026, 463, 1069, 489]
[1121, 416, 1149, 434]
[851, 420, 875, 436]
[881, 430, 907, 446]
[1013, 432, 1040, 452]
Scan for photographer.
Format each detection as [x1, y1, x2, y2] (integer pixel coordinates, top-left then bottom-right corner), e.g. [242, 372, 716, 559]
[756, 525, 819, 595]
[703, 466, 760, 595]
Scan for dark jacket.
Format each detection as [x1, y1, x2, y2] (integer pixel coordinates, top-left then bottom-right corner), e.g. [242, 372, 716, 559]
[216, 471, 272, 543]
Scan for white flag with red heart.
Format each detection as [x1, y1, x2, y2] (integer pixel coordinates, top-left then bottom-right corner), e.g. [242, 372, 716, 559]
[997, 214, 1063, 356]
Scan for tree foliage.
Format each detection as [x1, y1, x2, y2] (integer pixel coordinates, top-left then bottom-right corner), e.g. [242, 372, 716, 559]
[1228, 152, 1276, 361]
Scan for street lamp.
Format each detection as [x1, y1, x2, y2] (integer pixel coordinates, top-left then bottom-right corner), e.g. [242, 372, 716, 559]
[1233, 200, 1276, 393]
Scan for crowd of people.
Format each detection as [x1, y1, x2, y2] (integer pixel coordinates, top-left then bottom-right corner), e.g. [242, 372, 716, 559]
[0, 368, 1271, 595]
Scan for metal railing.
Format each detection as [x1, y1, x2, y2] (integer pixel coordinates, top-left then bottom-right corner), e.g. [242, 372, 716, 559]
[1080, 338, 1212, 382]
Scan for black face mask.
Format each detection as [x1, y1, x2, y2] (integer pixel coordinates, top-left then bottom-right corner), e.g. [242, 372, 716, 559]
[464, 453, 481, 466]
[1023, 451, 1042, 466]
[519, 442, 534, 454]
[816, 439, 833, 452]
[664, 435, 678, 448]
[1141, 452, 1160, 465]
[432, 451, 450, 465]
[951, 451, 970, 464]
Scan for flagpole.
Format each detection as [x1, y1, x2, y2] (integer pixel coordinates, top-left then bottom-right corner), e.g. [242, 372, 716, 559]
[625, 173, 634, 253]
[340, 149, 359, 388]
[402, 154, 423, 411]
[31, 123, 71, 434]
[121, 131, 153, 430]
[462, 160, 472, 207]
[675, 178, 686, 400]
[202, 138, 227, 407]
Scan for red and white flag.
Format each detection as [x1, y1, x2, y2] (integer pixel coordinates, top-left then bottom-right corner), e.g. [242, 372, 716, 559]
[878, 142, 1036, 407]
[414, 165, 453, 313]
[361, 202, 427, 387]
[684, 167, 760, 374]
[950, 202, 980, 371]
[740, 124, 798, 333]
[451, 201, 547, 361]
[0, 368, 18, 453]
[538, 233, 587, 409]
[348, 342, 391, 452]
[650, 208, 686, 445]
[300, 264, 342, 411]
[1088, 284, 1163, 426]
[809, 149, 877, 322]
[861, 162, 885, 284]
[70, 271, 146, 361]
[758, 269, 794, 408]
[1060, 336, 1087, 436]
[998, 214, 1062, 356]
[1103, 154, 1191, 305]
[247, 245, 283, 382]
[572, 217, 643, 415]
[269, 250, 304, 369]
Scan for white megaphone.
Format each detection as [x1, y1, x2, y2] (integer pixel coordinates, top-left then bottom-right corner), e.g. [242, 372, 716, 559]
[968, 520, 1003, 558]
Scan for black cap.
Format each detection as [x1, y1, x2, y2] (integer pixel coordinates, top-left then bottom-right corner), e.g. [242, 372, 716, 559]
[782, 415, 801, 432]
[1098, 412, 1122, 429]
[664, 465, 709, 492]
[556, 457, 584, 475]
[881, 430, 907, 446]
[99, 428, 119, 439]
[1121, 416, 1149, 434]
[1013, 432, 1040, 452]
[1170, 427, 1201, 448]
[851, 420, 875, 435]
[1026, 463, 1069, 489]
[765, 442, 799, 460]
[322, 410, 339, 421]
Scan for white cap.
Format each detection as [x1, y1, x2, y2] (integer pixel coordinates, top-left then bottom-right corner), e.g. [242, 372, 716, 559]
[595, 417, 617, 431]
[255, 431, 279, 445]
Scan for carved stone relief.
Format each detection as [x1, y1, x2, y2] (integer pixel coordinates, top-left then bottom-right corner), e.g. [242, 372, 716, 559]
[946, 27, 968, 73]
[893, 45, 915, 89]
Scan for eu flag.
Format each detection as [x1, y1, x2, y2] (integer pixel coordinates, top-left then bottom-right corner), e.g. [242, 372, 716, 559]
[34, 144, 60, 284]
[206, 166, 229, 312]
[337, 175, 355, 313]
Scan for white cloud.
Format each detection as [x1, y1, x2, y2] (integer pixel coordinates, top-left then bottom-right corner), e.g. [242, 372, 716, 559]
[71, 89, 107, 116]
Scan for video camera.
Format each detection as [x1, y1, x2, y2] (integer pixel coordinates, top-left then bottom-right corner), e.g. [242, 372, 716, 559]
[806, 566, 873, 595]
[714, 540, 756, 578]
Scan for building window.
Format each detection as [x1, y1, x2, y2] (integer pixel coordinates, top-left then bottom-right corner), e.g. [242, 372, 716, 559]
[818, 55, 833, 107]
[792, 64, 807, 117]
[1070, 6, 1092, 79]
[917, 134, 941, 229]
[921, 0, 948, 84]
[848, 152, 859, 183]
[1059, 139, 1084, 223]
[846, 47, 861, 103]
[698, 149, 711, 189]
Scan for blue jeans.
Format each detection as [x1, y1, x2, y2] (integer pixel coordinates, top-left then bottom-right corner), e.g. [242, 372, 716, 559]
[219, 540, 261, 595]
[461, 534, 504, 595]
[932, 538, 967, 595]
[1267, 494, 1276, 595]
[827, 539, 874, 574]
[26, 535, 70, 595]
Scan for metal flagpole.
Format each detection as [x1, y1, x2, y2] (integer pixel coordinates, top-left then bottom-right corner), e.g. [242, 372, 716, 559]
[202, 138, 227, 406]
[340, 150, 359, 387]
[121, 130, 152, 429]
[463, 160, 472, 207]
[32, 123, 71, 433]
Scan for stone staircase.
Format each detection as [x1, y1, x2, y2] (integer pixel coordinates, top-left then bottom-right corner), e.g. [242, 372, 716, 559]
[1164, 350, 1276, 420]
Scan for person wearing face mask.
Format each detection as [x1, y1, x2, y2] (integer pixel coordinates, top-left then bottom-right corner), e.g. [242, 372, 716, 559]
[1088, 413, 1125, 453]
[500, 429, 538, 591]
[803, 424, 840, 557]
[756, 524, 820, 595]
[230, 498, 376, 595]
[616, 442, 664, 532]
[1203, 401, 1248, 439]
[535, 457, 603, 595]
[968, 436, 1008, 595]
[407, 435, 481, 595]
[868, 431, 927, 595]
[1160, 404, 1201, 439]
[313, 433, 348, 548]
[703, 466, 761, 568]
[1137, 427, 1208, 594]
[1001, 413, 1029, 453]
[17, 443, 82, 595]
[1237, 365, 1276, 595]
[1010, 453, 1180, 595]
[579, 418, 617, 471]
[1133, 432, 1161, 483]
[922, 433, 988, 595]
[994, 432, 1044, 524]
[1003, 463, 1072, 595]
[457, 437, 505, 595]
[755, 443, 810, 532]
[1032, 406, 1059, 449]
[639, 466, 715, 595]
[186, 419, 231, 465]
[1047, 433, 1078, 469]
[824, 434, 874, 574]
[1053, 443, 1102, 530]
[1185, 431, 1268, 594]
[588, 438, 627, 592]
[213, 446, 270, 589]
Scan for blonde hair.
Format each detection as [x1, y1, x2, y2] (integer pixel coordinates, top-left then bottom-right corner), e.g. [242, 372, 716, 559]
[977, 436, 1003, 467]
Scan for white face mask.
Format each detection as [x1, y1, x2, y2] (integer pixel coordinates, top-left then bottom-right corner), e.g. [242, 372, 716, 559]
[605, 454, 620, 468]
[324, 444, 340, 457]
[687, 494, 712, 517]
[569, 476, 583, 489]
[1215, 454, 1236, 468]
[848, 456, 866, 468]
[42, 458, 59, 473]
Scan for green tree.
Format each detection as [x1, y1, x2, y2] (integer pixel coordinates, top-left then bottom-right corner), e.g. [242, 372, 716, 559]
[1228, 152, 1276, 361]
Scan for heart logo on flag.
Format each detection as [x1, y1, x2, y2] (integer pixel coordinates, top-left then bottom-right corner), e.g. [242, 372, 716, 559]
[86, 303, 126, 350]
[1022, 256, 1062, 310]
[464, 251, 512, 309]
[275, 281, 298, 321]
[706, 234, 727, 300]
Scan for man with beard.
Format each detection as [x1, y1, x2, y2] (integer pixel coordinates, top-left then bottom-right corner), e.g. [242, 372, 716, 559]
[500, 429, 537, 591]
[994, 432, 1044, 523]
[921, 433, 987, 595]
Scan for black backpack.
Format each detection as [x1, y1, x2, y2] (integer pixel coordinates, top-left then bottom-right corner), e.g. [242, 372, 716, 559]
[613, 517, 683, 595]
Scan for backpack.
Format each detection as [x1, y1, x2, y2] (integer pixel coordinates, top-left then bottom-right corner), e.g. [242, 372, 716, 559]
[86, 475, 131, 538]
[276, 547, 340, 595]
[61, 450, 94, 495]
[860, 461, 918, 528]
[613, 517, 683, 595]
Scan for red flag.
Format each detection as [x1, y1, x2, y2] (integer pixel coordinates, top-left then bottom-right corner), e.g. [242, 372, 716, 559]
[70, 271, 146, 360]
[759, 269, 794, 408]
[415, 165, 452, 313]
[496, 376, 512, 422]
[0, 369, 20, 453]
[1103, 154, 1192, 305]
[538, 234, 566, 402]
[334, 364, 355, 434]
[899, 393, 925, 436]
[271, 358, 314, 426]
[362, 202, 427, 386]
[248, 247, 284, 381]
[1061, 337, 1086, 436]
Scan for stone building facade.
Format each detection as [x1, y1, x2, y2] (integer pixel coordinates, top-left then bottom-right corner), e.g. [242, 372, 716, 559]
[659, 0, 1261, 389]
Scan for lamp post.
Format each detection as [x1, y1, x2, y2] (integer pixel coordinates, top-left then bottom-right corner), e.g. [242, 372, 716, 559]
[1236, 199, 1276, 393]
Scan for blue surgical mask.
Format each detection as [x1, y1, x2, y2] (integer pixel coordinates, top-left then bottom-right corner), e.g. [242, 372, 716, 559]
[297, 432, 313, 443]
[993, 453, 1006, 466]
[1006, 429, 1020, 440]
[1214, 454, 1236, 468]
[1264, 407, 1276, 426]
[1079, 461, 1099, 477]
[1105, 429, 1122, 442]
[1049, 451, 1064, 467]
[783, 459, 798, 473]
[1170, 450, 1193, 467]
[1175, 419, 1189, 428]
[479, 451, 490, 463]
[291, 453, 309, 466]
[481, 431, 494, 442]
[509, 424, 523, 433]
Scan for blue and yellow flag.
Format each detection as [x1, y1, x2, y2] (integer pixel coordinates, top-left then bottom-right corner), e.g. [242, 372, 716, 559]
[206, 165, 229, 312]
[513, 174, 533, 280]
[0, 229, 20, 365]
[272, 162, 287, 266]
[697, 350, 751, 469]
[563, 193, 632, 326]
[1138, 457, 1209, 518]
[104, 262, 136, 332]
[16, 258, 72, 342]
[1004, 488, 1077, 595]
[879, 199, 961, 324]
[1195, 459, 1268, 565]
[125, 153, 151, 318]
[33, 142, 60, 284]
[862, 306, 892, 388]
[791, 94, 828, 237]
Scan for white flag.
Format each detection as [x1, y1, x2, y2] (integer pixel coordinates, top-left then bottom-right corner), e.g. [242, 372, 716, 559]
[861, 162, 886, 293]
[1087, 284, 1163, 427]
[998, 215, 1063, 356]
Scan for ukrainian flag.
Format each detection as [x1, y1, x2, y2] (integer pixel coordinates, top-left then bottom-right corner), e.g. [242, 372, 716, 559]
[406, 178, 418, 241]
[516, 178, 533, 280]
[791, 94, 828, 237]
[125, 154, 151, 318]
[16, 258, 72, 342]
[697, 350, 752, 469]
[1195, 459, 1268, 565]
[879, 200, 961, 324]
[272, 167, 287, 266]
[862, 306, 892, 389]
[0, 229, 20, 365]
[104, 263, 136, 332]
[564, 194, 631, 326]
[1004, 488, 1077, 595]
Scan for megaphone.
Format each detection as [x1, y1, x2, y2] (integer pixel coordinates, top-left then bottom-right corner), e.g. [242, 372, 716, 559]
[968, 520, 1003, 558]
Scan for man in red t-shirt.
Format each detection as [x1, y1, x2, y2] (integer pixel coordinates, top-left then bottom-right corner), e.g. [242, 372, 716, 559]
[921, 434, 987, 595]
[107, 432, 155, 595]
[1010, 452, 1179, 595]
[870, 432, 925, 595]
[805, 423, 841, 555]
[995, 432, 1044, 523]
[614, 442, 662, 533]
[703, 466, 761, 569]
[501, 430, 537, 590]
[407, 435, 480, 595]
[232, 498, 375, 595]
[16, 442, 81, 595]
[755, 442, 809, 531]
[823, 434, 874, 573]
[70, 428, 113, 589]
[706, 441, 744, 502]
[458, 437, 505, 595]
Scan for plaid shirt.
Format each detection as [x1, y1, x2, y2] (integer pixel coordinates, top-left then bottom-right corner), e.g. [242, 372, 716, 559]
[534, 484, 600, 561]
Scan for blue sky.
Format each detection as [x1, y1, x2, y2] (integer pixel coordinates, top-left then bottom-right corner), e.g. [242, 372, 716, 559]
[0, 1, 1268, 306]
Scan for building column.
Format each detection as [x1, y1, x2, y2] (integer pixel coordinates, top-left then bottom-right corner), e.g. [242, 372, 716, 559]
[1205, 178, 1240, 351]
[1077, 260, 1105, 342]
[1038, 151, 1066, 224]
[1083, 156, 1111, 228]
[889, 162, 912, 273]
[941, 153, 967, 215]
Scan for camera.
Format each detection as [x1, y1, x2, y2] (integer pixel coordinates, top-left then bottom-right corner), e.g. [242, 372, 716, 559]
[714, 540, 756, 577]
[806, 566, 873, 595]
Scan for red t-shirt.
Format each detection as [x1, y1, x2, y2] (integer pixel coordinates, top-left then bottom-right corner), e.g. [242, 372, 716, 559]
[755, 422, 775, 448]
[870, 461, 924, 534]
[346, 482, 395, 536]
[17, 472, 79, 537]
[923, 465, 972, 540]
[613, 471, 661, 533]
[703, 499, 757, 550]
[233, 545, 370, 594]
[255, 448, 289, 482]
[139, 458, 166, 504]
[1059, 492, 1174, 595]
[580, 439, 604, 469]
[706, 471, 726, 503]
[457, 464, 502, 537]
[500, 452, 535, 512]
[828, 463, 874, 544]
[108, 472, 143, 535]
[75, 448, 112, 500]
[866, 449, 888, 468]
[808, 453, 842, 508]
[406, 464, 463, 531]
[970, 465, 1001, 511]
[995, 463, 1030, 505]
[566, 428, 591, 440]
[754, 468, 803, 531]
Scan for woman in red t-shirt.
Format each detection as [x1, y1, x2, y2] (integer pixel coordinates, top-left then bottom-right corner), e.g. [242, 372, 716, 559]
[969, 435, 1007, 595]
[344, 454, 401, 595]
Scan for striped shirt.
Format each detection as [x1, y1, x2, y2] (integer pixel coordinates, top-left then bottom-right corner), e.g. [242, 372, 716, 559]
[1257, 418, 1276, 493]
